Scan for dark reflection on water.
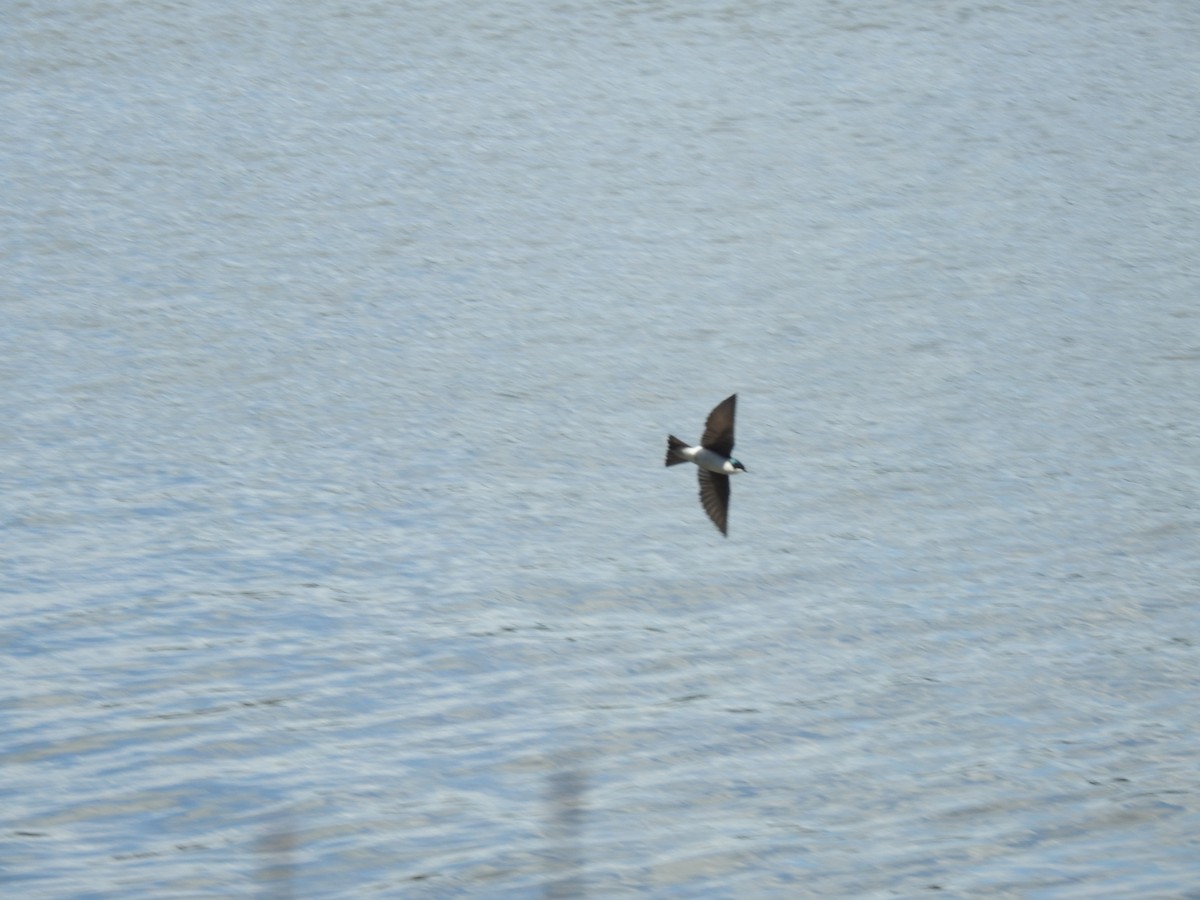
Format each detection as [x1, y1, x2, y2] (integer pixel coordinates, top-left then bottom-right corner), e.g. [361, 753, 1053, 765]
[544, 757, 589, 899]
[255, 815, 298, 900]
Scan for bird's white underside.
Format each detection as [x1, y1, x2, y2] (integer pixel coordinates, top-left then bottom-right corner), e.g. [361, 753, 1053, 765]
[681, 445, 742, 475]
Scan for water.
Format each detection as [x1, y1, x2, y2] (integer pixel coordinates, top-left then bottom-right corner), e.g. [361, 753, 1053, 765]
[3, 1, 1199, 895]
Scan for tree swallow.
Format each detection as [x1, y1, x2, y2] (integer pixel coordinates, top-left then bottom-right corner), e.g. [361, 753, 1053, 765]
[665, 393, 748, 536]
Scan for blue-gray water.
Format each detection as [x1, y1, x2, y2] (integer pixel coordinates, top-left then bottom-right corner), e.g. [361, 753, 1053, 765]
[3, 1, 1199, 896]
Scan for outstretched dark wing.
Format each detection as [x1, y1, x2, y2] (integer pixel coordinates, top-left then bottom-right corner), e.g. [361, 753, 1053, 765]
[697, 469, 730, 536]
[700, 394, 737, 457]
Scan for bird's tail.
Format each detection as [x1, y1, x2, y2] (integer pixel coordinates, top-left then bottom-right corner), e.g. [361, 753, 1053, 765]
[665, 435, 690, 467]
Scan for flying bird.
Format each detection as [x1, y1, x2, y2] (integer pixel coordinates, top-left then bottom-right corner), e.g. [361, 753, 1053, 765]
[665, 394, 748, 536]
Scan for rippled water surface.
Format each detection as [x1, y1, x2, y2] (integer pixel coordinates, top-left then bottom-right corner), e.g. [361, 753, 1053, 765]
[3, 1, 1199, 896]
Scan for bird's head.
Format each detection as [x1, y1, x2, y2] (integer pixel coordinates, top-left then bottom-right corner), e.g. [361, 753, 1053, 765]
[731, 459, 748, 473]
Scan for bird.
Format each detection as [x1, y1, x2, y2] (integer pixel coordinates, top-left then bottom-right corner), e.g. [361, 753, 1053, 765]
[665, 394, 748, 536]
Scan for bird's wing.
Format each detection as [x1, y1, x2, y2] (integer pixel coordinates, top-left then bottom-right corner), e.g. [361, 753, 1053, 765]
[700, 394, 737, 457]
[697, 469, 730, 536]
